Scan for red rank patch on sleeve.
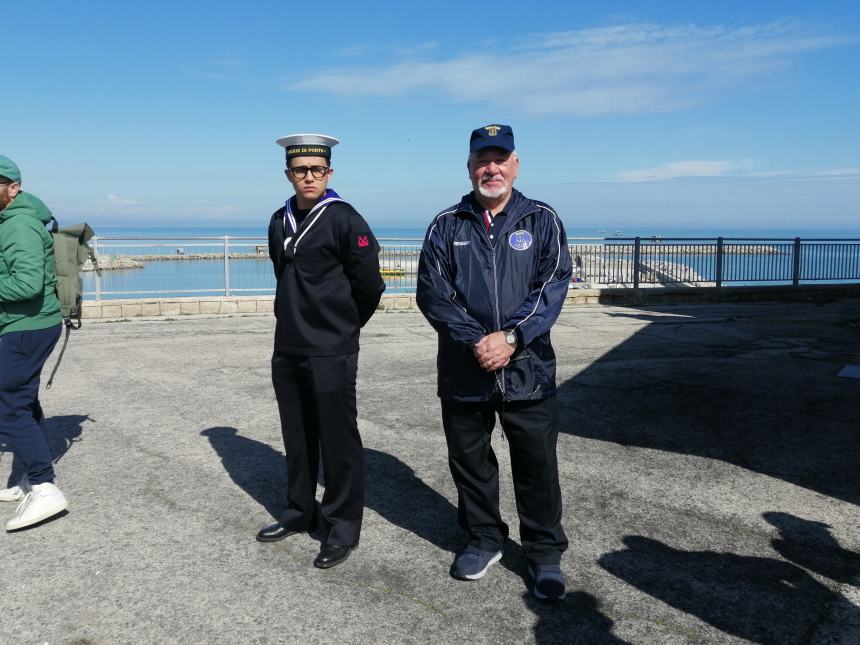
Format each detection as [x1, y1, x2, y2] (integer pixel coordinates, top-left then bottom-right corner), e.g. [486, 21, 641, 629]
[350, 231, 373, 252]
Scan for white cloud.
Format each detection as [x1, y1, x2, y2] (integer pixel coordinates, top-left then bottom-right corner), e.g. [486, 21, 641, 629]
[809, 167, 860, 178]
[616, 162, 860, 183]
[106, 192, 136, 205]
[65, 197, 256, 225]
[336, 40, 441, 59]
[750, 167, 860, 180]
[617, 160, 752, 182]
[284, 21, 852, 116]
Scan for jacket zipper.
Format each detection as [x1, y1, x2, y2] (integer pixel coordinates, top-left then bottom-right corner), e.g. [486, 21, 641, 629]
[479, 209, 505, 399]
[481, 205, 537, 401]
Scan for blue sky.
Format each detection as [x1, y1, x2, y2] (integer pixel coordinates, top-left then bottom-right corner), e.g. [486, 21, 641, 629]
[3, 0, 859, 230]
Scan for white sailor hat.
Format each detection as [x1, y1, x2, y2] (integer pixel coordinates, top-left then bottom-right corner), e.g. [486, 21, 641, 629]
[276, 133, 340, 160]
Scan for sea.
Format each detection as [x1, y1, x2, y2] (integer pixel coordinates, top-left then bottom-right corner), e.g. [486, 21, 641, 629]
[83, 225, 860, 299]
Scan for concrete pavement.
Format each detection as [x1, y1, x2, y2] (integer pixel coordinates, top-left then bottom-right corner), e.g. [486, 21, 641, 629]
[1, 300, 858, 644]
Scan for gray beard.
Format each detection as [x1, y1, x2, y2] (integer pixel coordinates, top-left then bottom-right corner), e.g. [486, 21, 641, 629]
[478, 183, 508, 199]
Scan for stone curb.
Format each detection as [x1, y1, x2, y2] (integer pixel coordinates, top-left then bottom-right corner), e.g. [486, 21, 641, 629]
[81, 284, 860, 319]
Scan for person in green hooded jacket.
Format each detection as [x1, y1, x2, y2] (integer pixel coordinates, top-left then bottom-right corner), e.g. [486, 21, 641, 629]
[0, 154, 69, 531]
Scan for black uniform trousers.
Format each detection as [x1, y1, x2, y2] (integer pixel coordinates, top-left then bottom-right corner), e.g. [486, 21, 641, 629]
[271, 351, 362, 547]
[441, 395, 568, 565]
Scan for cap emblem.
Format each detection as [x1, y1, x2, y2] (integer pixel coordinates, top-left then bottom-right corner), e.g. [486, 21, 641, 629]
[485, 125, 501, 136]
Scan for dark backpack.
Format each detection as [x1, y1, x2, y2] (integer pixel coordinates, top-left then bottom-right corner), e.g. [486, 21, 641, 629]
[46, 219, 99, 388]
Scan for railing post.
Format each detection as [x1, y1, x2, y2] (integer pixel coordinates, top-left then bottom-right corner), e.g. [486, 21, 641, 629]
[92, 236, 102, 301]
[633, 237, 641, 288]
[224, 235, 230, 296]
[715, 237, 724, 288]
[792, 237, 801, 286]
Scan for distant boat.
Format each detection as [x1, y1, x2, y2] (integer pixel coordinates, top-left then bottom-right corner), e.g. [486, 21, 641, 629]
[597, 227, 607, 234]
[614, 230, 623, 237]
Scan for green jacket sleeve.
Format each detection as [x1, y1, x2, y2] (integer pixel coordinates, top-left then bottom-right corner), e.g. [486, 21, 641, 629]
[0, 221, 46, 303]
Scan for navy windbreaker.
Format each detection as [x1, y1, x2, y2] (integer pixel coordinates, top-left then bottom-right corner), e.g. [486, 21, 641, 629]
[416, 189, 572, 402]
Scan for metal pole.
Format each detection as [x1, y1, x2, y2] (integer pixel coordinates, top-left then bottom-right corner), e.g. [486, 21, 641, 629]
[715, 237, 724, 288]
[93, 236, 102, 301]
[633, 237, 641, 289]
[792, 237, 801, 285]
[224, 235, 230, 296]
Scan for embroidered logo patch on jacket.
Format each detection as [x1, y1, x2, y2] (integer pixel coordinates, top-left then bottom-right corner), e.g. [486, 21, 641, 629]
[509, 230, 533, 251]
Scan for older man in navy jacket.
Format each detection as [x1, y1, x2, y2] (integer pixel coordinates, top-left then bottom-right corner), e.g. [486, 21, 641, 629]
[417, 124, 572, 601]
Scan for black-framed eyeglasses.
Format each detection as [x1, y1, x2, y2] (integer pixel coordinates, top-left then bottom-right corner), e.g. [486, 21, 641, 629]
[287, 165, 329, 180]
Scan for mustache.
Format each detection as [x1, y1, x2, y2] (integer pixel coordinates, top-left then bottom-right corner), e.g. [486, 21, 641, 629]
[480, 174, 504, 184]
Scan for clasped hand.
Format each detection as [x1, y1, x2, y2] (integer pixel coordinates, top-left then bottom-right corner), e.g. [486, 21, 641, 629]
[474, 331, 514, 372]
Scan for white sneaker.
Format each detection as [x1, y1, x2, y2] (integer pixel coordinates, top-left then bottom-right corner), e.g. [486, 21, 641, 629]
[5, 482, 68, 531]
[0, 486, 25, 502]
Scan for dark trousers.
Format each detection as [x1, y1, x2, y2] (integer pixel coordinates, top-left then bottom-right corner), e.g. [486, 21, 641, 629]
[271, 351, 362, 547]
[0, 325, 61, 486]
[441, 396, 568, 565]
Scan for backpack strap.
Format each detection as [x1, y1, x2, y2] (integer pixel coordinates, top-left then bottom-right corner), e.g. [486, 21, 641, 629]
[45, 324, 71, 390]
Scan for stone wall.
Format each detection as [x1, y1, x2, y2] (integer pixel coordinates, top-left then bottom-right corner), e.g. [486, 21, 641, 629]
[81, 284, 860, 320]
[81, 294, 417, 319]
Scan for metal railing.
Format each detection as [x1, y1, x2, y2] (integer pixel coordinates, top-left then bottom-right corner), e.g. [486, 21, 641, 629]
[569, 237, 860, 288]
[83, 236, 860, 300]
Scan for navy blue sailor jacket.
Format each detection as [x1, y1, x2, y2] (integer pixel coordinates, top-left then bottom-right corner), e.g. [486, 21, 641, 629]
[268, 191, 385, 356]
[416, 189, 572, 402]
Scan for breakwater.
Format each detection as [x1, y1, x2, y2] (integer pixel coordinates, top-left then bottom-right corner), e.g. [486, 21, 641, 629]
[84, 243, 783, 273]
[83, 252, 270, 271]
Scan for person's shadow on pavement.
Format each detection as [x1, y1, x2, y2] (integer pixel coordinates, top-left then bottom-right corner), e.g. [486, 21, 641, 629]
[200, 427, 288, 521]
[525, 590, 631, 645]
[1, 414, 90, 487]
[200, 427, 460, 551]
[598, 534, 859, 644]
[364, 448, 460, 552]
[764, 511, 860, 585]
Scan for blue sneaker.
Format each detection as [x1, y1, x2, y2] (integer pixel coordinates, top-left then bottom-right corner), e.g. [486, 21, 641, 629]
[451, 546, 503, 580]
[529, 564, 566, 601]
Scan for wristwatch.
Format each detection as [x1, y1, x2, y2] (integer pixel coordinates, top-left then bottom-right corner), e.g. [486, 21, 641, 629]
[504, 329, 518, 349]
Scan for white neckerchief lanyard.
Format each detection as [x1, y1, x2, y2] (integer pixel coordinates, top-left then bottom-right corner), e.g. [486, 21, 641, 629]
[282, 192, 344, 251]
[283, 199, 299, 249]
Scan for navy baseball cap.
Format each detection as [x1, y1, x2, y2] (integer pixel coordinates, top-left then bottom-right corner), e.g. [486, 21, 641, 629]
[469, 124, 515, 153]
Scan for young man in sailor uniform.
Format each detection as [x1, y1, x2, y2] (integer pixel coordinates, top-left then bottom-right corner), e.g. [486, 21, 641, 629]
[259, 134, 385, 568]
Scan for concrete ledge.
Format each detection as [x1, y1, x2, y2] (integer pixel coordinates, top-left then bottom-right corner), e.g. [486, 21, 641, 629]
[82, 285, 860, 319]
[82, 295, 276, 319]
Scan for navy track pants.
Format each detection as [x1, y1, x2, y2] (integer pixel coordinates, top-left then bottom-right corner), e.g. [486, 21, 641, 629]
[0, 324, 61, 486]
[441, 396, 569, 565]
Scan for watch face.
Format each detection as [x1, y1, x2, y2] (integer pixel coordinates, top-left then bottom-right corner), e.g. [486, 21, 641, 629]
[506, 331, 517, 345]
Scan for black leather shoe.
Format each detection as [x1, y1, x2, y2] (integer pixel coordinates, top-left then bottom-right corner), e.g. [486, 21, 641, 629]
[256, 523, 300, 542]
[313, 543, 355, 569]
